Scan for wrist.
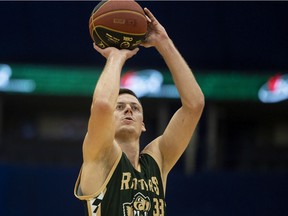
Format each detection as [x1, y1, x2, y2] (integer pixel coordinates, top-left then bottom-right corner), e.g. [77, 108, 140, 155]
[155, 38, 175, 55]
[107, 53, 126, 67]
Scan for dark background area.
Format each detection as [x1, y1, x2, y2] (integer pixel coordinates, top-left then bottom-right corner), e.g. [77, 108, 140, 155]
[1, 1, 288, 216]
[1, 1, 288, 71]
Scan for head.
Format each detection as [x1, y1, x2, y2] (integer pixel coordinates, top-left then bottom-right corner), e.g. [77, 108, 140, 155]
[114, 88, 146, 139]
[118, 88, 141, 103]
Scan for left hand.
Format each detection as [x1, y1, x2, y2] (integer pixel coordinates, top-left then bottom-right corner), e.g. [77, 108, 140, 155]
[140, 7, 169, 48]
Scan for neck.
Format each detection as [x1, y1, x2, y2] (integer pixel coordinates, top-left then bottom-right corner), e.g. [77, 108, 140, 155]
[116, 137, 141, 171]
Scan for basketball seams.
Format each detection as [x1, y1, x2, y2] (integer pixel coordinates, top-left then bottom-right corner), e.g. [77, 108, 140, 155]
[93, 25, 147, 36]
[89, 11, 146, 36]
[94, 29, 110, 48]
[89, 0, 147, 50]
[90, 10, 146, 24]
[92, 25, 145, 49]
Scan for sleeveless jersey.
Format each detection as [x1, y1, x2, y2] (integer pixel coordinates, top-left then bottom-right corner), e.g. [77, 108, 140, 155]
[74, 152, 166, 216]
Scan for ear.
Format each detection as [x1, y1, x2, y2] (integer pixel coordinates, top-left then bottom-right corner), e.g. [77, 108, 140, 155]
[141, 122, 146, 132]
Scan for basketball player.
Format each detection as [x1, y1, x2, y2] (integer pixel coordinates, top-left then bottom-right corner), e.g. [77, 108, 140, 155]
[74, 8, 204, 216]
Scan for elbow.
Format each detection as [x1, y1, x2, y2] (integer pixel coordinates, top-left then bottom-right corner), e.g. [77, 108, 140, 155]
[194, 93, 205, 114]
[198, 94, 205, 113]
[186, 92, 205, 114]
[91, 97, 114, 115]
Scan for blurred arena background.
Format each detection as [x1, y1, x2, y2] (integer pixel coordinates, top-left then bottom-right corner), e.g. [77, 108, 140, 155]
[0, 1, 288, 215]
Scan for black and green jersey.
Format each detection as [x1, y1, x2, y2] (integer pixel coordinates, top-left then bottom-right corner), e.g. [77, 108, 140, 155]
[74, 152, 166, 216]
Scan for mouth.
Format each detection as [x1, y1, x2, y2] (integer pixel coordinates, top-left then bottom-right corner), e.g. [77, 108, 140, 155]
[123, 116, 134, 122]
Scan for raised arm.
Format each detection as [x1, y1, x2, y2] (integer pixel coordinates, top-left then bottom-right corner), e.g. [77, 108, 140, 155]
[142, 8, 205, 177]
[83, 45, 139, 163]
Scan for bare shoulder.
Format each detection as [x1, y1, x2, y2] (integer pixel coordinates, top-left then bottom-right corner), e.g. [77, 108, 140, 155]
[142, 137, 164, 172]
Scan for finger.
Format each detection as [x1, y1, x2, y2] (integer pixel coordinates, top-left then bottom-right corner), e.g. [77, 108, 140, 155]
[139, 41, 151, 48]
[132, 47, 140, 54]
[139, 43, 147, 48]
[145, 14, 151, 23]
[93, 43, 101, 51]
[144, 7, 158, 23]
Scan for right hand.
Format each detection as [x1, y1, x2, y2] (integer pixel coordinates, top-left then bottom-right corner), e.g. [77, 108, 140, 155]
[93, 43, 139, 60]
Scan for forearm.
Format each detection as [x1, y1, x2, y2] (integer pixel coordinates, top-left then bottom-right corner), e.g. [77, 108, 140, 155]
[91, 45, 139, 109]
[93, 55, 126, 109]
[157, 39, 204, 110]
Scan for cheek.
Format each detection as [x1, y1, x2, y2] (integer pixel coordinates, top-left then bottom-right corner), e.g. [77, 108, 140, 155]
[114, 113, 121, 122]
[137, 114, 144, 122]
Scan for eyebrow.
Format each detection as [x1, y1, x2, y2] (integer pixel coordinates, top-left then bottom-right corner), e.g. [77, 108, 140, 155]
[116, 102, 142, 109]
[117, 102, 140, 106]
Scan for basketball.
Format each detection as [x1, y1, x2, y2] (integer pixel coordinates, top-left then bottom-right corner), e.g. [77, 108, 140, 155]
[89, 0, 147, 50]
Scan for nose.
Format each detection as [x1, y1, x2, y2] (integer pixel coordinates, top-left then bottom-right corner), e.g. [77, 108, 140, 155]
[124, 104, 132, 114]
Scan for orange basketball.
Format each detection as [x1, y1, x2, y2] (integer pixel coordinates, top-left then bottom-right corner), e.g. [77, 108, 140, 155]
[89, 0, 147, 50]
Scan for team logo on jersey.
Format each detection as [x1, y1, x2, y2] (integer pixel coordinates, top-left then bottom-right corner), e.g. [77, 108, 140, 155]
[123, 192, 151, 216]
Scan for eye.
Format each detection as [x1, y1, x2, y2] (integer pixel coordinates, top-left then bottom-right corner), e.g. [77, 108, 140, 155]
[132, 105, 140, 112]
[116, 104, 124, 110]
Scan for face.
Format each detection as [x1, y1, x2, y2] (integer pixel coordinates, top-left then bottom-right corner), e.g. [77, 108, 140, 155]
[114, 94, 146, 137]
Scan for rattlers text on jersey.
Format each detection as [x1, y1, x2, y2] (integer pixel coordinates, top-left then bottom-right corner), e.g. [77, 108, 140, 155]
[74, 152, 166, 216]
